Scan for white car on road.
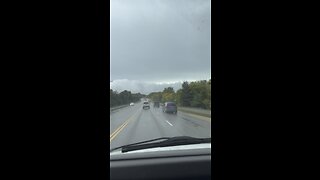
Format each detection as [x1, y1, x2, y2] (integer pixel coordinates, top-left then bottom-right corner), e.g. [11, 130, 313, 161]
[143, 101, 150, 109]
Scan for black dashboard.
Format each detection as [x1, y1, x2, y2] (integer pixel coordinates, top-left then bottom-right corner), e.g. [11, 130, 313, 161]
[110, 147, 211, 180]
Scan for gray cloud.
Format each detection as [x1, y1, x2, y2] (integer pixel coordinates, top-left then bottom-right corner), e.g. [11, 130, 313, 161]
[110, 79, 184, 94]
[111, 0, 211, 92]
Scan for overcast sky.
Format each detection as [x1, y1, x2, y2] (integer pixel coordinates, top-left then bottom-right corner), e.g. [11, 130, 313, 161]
[111, 0, 211, 94]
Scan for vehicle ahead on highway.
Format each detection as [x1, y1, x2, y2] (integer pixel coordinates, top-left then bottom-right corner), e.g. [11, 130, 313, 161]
[143, 101, 150, 109]
[162, 102, 177, 114]
[153, 101, 160, 108]
[130, 102, 134, 106]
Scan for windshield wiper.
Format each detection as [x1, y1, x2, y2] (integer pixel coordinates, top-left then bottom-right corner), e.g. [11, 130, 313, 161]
[110, 136, 211, 153]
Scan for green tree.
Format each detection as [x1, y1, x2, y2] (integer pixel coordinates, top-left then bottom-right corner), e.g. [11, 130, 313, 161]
[110, 89, 144, 107]
[181, 81, 192, 106]
[163, 87, 175, 94]
[144, 79, 211, 109]
[161, 87, 175, 102]
[176, 89, 183, 106]
[188, 80, 210, 108]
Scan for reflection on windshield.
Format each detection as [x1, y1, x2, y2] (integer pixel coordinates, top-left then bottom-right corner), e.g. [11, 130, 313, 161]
[110, 0, 211, 151]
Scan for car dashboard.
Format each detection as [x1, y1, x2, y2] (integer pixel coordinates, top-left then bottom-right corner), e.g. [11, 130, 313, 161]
[110, 145, 211, 180]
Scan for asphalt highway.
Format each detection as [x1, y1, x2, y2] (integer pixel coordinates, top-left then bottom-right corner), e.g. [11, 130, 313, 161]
[110, 101, 211, 149]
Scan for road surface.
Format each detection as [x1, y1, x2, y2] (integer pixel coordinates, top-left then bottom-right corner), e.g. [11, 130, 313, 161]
[110, 101, 211, 149]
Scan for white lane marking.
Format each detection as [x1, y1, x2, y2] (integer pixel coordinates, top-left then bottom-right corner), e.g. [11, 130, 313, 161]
[166, 120, 173, 126]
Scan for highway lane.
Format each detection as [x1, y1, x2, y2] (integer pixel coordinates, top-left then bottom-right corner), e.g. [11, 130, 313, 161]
[110, 101, 211, 149]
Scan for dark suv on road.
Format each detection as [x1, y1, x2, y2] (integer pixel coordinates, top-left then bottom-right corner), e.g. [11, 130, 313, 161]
[162, 102, 177, 114]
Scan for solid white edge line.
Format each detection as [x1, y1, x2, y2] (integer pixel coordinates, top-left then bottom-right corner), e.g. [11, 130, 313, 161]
[166, 120, 173, 126]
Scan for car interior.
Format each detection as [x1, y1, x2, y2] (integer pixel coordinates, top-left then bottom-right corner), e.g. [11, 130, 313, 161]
[110, 147, 211, 180]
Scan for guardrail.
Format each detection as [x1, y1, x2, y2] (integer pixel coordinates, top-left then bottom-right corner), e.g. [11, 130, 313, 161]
[178, 106, 211, 118]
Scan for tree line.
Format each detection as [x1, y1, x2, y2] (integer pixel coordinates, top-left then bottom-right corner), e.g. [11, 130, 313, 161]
[147, 79, 211, 109]
[110, 89, 145, 107]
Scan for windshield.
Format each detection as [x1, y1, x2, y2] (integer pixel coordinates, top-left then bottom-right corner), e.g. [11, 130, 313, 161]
[110, 0, 211, 153]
